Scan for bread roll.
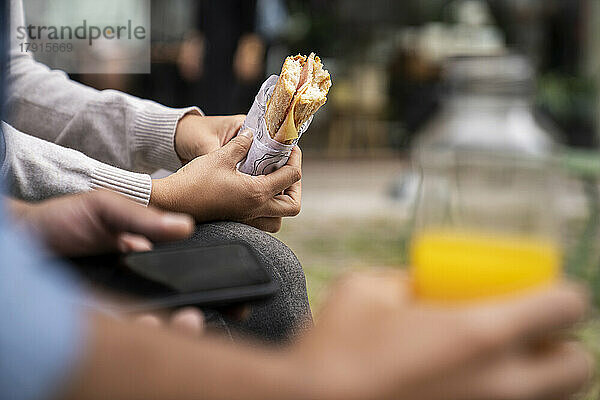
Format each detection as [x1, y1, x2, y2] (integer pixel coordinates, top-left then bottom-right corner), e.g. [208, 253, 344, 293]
[265, 53, 331, 144]
[293, 54, 331, 130]
[265, 54, 305, 138]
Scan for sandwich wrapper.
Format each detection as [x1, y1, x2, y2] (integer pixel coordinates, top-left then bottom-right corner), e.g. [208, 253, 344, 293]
[237, 75, 313, 176]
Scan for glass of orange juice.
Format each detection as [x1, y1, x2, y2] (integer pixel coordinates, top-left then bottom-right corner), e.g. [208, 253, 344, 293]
[410, 149, 562, 302]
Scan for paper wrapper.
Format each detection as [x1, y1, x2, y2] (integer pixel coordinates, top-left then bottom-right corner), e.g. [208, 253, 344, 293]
[237, 75, 313, 175]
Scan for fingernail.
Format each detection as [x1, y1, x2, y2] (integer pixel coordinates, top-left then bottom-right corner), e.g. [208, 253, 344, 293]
[240, 129, 253, 138]
[117, 238, 129, 253]
[171, 307, 205, 335]
[161, 213, 194, 229]
[119, 235, 153, 253]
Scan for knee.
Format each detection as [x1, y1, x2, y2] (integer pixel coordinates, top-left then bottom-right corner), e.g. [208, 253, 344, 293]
[259, 232, 306, 293]
[193, 221, 306, 287]
[191, 221, 312, 341]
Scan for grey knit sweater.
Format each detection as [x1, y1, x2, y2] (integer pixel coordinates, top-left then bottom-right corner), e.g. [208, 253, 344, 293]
[2, 0, 201, 205]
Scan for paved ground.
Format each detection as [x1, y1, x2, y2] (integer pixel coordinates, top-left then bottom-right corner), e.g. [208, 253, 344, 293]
[294, 156, 413, 218]
[273, 156, 414, 307]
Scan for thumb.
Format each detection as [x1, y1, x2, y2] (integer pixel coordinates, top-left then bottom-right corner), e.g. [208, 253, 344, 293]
[89, 191, 194, 242]
[222, 129, 253, 164]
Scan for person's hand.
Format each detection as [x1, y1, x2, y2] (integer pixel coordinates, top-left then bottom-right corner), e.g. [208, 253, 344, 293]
[233, 33, 265, 83]
[151, 130, 301, 233]
[290, 272, 592, 400]
[175, 114, 245, 163]
[136, 307, 205, 337]
[58, 273, 590, 400]
[177, 31, 205, 82]
[8, 191, 194, 257]
[134, 304, 250, 338]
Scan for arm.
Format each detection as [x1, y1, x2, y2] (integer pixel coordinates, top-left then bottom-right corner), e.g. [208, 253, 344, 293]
[5, 0, 199, 173]
[1, 121, 301, 232]
[2, 121, 152, 204]
[65, 312, 299, 400]
[0, 195, 591, 400]
[61, 274, 591, 400]
[5, 190, 194, 256]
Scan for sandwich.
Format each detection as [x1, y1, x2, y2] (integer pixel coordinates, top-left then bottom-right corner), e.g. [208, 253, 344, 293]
[265, 53, 332, 144]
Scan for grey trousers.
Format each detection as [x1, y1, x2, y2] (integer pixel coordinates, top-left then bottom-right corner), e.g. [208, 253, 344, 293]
[168, 221, 313, 344]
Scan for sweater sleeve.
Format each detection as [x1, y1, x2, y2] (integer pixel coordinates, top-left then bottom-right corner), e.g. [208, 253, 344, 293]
[5, 0, 202, 174]
[1, 122, 152, 205]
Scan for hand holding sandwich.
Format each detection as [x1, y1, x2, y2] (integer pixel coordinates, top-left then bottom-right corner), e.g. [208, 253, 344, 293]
[150, 130, 301, 232]
[237, 52, 330, 175]
[174, 114, 246, 163]
[158, 52, 329, 230]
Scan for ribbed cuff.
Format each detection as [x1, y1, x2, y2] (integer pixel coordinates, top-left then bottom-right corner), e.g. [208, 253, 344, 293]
[133, 104, 202, 172]
[90, 164, 152, 206]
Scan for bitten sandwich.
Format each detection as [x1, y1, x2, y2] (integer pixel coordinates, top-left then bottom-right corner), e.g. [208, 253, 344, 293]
[265, 53, 332, 144]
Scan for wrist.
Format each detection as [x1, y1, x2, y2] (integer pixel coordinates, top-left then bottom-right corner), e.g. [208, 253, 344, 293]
[276, 352, 326, 400]
[174, 112, 203, 163]
[281, 348, 337, 400]
[133, 104, 201, 171]
[149, 178, 172, 211]
[5, 198, 36, 221]
[227, 349, 315, 400]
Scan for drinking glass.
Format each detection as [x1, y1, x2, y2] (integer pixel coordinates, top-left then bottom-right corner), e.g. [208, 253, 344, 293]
[410, 149, 562, 302]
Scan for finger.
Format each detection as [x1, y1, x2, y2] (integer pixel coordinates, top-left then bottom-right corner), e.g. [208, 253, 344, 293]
[259, 146, 302, 195]
[218, 304, 251, 321]
[134, 314, 162, 328]
[323, 271, 411, 315]
[170, 307, 205, 337]
[466, 282, 588, 351]
[245, 217, 282, 233]
[222, 129, 253, 164]
[388, 283, 588, 387]
[480, 342, 592, 400]
[221, 114, 246, 144]
[90, 191, 194, 242]
[262, 179, 302, 218]
[402, 341, 592, 400]
[283, 175, 301, 198]
[236, 305, 251, 320]
[227, 114, 246, 132]
[350, 270, 412, 304]
[263, 196, 300, 218]
[117, 233, 153, 253]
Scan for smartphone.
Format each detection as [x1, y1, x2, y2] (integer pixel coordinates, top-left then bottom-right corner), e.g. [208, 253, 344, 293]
[69, 243, 278, 312]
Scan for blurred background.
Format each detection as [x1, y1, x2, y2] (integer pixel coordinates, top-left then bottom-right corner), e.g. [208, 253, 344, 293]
[26, 0, 600, 301]
[24, 2, 600, 393]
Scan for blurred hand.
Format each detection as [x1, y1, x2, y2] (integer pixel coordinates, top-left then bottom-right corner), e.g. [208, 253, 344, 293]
[134, 304, 251, 338]
[175, 114, 245, 163]
[177, 32, 205, 82]
[233, 33, 265, 83]
[9, 191, 194, 257]
[291, 272, 592, 400]
[151, 130, 301, 233]
[136, 307, 205, 338]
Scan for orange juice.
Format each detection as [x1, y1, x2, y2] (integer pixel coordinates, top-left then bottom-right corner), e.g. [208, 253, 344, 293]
[410, 230, 561, 301]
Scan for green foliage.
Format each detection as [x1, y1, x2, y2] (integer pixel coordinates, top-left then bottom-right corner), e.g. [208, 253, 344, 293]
[577, 320, 600, 400]
[275, 216, 410, 309]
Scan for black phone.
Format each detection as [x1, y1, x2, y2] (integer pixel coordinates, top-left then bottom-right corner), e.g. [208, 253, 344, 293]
[69, 243, 278, 312]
